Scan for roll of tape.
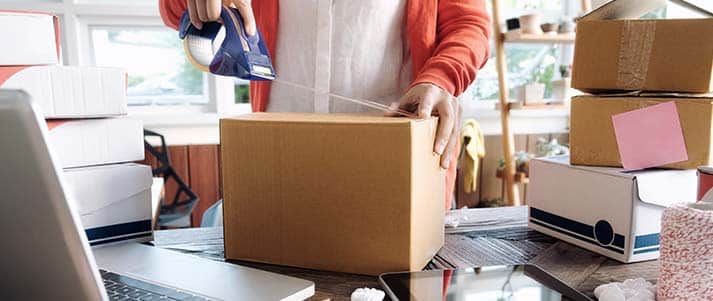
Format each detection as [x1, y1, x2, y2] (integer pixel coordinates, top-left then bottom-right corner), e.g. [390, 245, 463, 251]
[657, 202, 713, 300]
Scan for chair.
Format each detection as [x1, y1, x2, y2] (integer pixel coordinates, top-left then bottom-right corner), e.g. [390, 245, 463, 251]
[144, 129, 199, 228]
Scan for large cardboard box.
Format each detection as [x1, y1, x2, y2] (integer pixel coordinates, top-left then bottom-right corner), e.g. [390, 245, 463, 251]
[63, 163, 153, 246]
[0, 11, 60, 66]
[571, 0, 713, 93]
[528, 156, 697, 262]
[0, 66, 128, 118]
[47, 118, 144, 168]
[220, 113, 445, 276]
[570, 94, 713, 169]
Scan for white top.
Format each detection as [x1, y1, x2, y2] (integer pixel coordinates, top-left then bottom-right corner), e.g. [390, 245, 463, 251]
[267, 0, 412, 114]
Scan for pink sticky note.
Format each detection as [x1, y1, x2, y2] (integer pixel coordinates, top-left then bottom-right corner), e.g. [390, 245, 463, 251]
[611, 101, 688, 170]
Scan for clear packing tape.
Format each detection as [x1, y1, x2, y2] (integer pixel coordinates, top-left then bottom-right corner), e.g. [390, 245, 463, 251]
[657, 193, 713, 300]
[616, 20, 656, 90]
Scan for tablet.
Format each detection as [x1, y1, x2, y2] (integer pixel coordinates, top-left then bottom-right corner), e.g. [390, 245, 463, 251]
[379, 264, 593, 301]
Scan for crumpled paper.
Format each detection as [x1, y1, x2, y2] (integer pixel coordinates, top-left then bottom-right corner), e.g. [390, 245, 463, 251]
[351, 287, 385, 301]
[594, 278, 656, 301]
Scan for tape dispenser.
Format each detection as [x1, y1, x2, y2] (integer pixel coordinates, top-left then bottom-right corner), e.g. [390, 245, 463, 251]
[179, 6, 275, 80]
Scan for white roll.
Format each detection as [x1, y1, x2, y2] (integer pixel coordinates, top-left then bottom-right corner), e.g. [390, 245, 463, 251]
[657, 201, 713, 300]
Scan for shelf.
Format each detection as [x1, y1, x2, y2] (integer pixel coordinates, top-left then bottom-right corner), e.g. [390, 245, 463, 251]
[502, 30, 575, 44]
[496, 102, 569, 111]
[496, 169, 529, 184]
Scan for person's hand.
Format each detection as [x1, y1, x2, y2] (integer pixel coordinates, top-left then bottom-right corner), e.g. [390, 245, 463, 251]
[390, 83, 461, 169]
[186, 0, 256, 36]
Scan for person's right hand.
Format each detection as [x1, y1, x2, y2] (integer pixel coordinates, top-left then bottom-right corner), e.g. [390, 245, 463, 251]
[187, 0, 256, 36]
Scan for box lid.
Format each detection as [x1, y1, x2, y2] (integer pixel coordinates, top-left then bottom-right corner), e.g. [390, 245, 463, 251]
[579, 0, 712, 22]
[223, 112, 428, 125]
[537, 156, 697, 207]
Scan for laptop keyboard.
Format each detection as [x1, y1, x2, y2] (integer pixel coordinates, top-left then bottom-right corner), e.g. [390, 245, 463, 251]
[100, 269, 213, 301]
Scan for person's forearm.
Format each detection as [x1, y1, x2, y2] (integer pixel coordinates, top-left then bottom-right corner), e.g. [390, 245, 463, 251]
[412, 0, 491, 96]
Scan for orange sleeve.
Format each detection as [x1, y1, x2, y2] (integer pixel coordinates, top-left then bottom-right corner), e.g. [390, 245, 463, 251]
[158, 0, 187, 31]
[412, 0, 491, 96]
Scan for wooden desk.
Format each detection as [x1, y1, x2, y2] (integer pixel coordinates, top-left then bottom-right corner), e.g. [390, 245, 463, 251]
[151, 206, 658, 301]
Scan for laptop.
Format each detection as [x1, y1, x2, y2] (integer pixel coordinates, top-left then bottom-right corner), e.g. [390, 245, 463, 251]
[0, 90, 315, 301]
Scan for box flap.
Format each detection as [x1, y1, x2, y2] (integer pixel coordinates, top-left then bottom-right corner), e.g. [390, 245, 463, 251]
[579, 0, 667, 22]
[633, 169, 698, 206]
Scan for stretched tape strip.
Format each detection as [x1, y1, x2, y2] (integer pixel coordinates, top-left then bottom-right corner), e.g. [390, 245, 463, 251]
[272, 79, 418, 118]
[616, 20, 656, 90]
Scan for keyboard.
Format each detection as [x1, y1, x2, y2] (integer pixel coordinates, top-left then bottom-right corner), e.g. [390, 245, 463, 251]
[100, 269, 213, 301]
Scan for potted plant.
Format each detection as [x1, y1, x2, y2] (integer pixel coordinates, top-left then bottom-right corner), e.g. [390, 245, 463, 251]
[551, 65, 573, 105]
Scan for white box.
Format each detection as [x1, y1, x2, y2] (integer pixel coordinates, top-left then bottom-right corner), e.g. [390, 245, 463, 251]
[0, 11, 60, 65]
[0, 66, 127, 118]
[527, 156, 697, 262]
[63, 163, 153, 245]
[47, 118, 144, 168]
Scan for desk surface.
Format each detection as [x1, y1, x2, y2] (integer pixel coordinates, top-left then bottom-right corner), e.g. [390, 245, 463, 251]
[151, 206, 658, 301]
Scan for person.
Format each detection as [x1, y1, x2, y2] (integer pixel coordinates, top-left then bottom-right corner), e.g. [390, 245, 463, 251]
[159, 0, 491, 208]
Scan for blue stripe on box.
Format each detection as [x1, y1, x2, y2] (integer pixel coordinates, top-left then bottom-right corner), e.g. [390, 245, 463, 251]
[85, 220, 152, 242]
[634, 233, 660, 249]
[89, 232, 153, 246]
[633, 246, 660, 255]
[530, 219, 625, 254]
[529, 207, 626, 249]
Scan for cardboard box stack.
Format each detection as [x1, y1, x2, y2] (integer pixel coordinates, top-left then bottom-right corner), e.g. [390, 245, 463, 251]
[0, 11, 152, 246]
[220, 113, 446, 275]
[528, 0, 710, 263]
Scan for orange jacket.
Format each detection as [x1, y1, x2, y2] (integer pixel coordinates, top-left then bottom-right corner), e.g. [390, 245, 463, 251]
[159, 0, 491, 112]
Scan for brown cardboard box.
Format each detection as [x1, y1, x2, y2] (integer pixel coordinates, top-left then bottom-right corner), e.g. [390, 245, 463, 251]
[571, 1, 713, 93]
[570, 95, 713, 169]
[220, 113, 445, 276]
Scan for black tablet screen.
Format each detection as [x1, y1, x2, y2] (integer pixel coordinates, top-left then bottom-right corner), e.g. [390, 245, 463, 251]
[379, 265, 592, 301]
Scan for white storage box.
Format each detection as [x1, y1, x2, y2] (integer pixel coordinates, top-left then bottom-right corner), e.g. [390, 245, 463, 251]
[63, 163, 153, 245]
[0, 66, 127, 118]
[527, 156, 697, 262]
[47, 118, 144, 168]
[0, 11, 60, 66]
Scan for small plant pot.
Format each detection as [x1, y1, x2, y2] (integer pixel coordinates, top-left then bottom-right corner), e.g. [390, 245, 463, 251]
[540, 23, 559, 34]
[519, 83, 546, 105]
[519, 13, 543, 35]
[551, 78, 572, 105]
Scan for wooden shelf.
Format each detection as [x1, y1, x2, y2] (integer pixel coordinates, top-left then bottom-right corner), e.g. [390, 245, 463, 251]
[496, 169, 529, 184]
[496, 102, 569, 111]
[502, 30, 575, 44]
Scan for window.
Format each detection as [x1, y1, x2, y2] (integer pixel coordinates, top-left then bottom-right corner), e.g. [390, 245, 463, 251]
[0, 0, 248, 116]
[91, 27, 208, 106]
[464, 0, 572, 103]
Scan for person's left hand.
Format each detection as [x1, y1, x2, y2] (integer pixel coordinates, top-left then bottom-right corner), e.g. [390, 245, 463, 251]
[389, 83, 460, 169]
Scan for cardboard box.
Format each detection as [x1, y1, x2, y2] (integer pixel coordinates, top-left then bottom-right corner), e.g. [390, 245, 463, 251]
[0, 11, 60, 66]
[220, 113, 445, 275]
[47, 118, 144, 169]
[63, 163, 153, 246]
[570, 94, 713, 169]
[571, 0, 713, 93]
[528, 156, 697, 262]
[0, 66, 127, 118]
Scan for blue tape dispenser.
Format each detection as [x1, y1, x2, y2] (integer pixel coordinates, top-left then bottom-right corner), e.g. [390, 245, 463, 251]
[179, 6, 275, 81]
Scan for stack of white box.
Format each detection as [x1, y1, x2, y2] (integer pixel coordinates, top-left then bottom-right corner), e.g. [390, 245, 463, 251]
[0, 11, 153, 245]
